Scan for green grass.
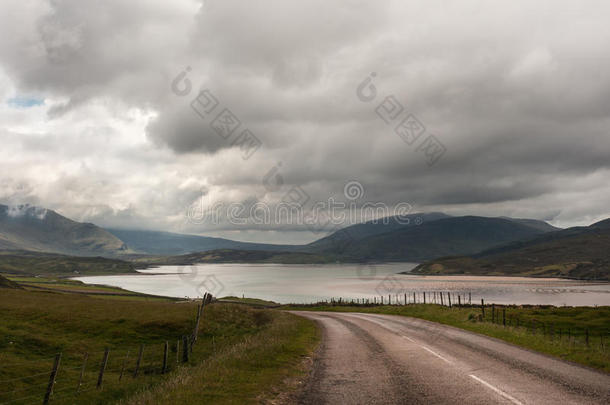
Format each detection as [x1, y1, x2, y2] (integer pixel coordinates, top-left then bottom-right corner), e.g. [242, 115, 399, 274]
[0, 288, 319, 404]
[4, 276, 175, 301]
[120, 312, 318, 404]
[283, 303, 610, 372]
[0, 251, 137, 277]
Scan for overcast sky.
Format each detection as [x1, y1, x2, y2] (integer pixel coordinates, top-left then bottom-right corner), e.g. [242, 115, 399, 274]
[1, 0, 609, 244]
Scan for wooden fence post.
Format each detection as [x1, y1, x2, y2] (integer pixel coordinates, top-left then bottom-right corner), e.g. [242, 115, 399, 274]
[586, 329, 589, 347]
[193, 303, 202, 343]
[77, 352, 88, 391]
[440, 293, 444, 306]
[413, 292, 416, 304]
[469, 292, 472, 305]
[97, 348, 110, 390]
[447, 293, 452, 308]
[423, 292, 426, 304]
[182, 335, 189, 363]
[481, 299, 485, 318]
[532, 320, 536, 335]
[119, 350, 130, 381]
[134, 344, 144, 378]
[503, 308, 506, 327]
[492, 304, 495, 323]
[43, 353, 61, 405]
[162, 342, 169, 374]
[404, 293, 407, 305]
[458, 295, 461, 307]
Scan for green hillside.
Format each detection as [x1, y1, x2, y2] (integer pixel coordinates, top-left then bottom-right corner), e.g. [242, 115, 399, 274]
[413, 218, 610, 280]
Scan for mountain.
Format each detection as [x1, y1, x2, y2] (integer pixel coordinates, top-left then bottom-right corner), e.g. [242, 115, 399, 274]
[105, 229, 295, 256]
[306, 212, 451, 252]
[319, 216, 556, 262]
[500, 217, 560, 233]
[412, 218, 610, 280]
[0, 204, 130, 256]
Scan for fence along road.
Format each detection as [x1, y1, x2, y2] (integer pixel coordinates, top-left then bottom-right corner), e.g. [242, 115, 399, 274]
[292, 311, 610, 405]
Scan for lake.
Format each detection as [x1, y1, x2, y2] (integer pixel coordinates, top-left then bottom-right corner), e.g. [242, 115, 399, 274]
[73, 263, 610, 306]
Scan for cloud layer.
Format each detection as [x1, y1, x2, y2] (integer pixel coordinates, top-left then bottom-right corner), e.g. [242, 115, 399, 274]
[1, 0, 609, 243]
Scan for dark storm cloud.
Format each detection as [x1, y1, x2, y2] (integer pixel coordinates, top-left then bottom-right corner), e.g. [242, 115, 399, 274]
[1, 0, 609, 243]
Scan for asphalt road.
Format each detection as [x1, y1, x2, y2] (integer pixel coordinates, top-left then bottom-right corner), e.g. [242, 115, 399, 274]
[291, 311, 610, 405]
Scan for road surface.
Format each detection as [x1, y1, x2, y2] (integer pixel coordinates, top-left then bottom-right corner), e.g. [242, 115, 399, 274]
[291, 311, 610, 404]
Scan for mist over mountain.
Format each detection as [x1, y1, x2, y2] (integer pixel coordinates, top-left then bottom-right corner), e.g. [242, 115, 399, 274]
[0, 204, 129, 256]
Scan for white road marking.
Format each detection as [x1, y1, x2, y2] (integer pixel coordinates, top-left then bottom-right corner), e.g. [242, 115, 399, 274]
[421, 346, 453, 364]
[343, 313, 454, 364]
[468, 374, 524, 405]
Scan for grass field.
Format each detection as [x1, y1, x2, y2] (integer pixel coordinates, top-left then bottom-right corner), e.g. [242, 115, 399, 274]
[0, 251, 137, 277]
[283, 303, 610, 372]
[0, 283, 318, 404]
[2, 275, 173, 302]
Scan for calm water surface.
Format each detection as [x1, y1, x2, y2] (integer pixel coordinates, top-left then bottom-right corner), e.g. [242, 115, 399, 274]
[74, 263, 610, 306]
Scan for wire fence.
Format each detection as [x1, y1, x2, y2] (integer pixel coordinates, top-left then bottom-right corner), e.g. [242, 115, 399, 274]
[0, 293, 214, 405]
[297, 291, 609, 353]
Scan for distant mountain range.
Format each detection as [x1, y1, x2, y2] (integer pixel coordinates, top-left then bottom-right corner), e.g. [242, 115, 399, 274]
[0, 204, 563, 262]
[412, 218, 610, 280]
[3, 203, 609, 280]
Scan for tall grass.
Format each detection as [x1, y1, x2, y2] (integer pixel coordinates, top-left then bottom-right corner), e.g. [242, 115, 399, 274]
[0, 289, 318, 404]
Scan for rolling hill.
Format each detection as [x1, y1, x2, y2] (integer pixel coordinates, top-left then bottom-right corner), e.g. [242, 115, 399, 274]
[412, 218, 610, 280]
[0, 204, 130, 256]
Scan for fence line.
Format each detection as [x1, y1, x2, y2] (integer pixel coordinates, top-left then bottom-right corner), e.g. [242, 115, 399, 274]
[299, 292, 608, 354]
[0, 293, 215, 405]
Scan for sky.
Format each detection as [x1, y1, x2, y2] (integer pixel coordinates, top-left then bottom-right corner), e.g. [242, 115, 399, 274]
[1, 0, 609, 244]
